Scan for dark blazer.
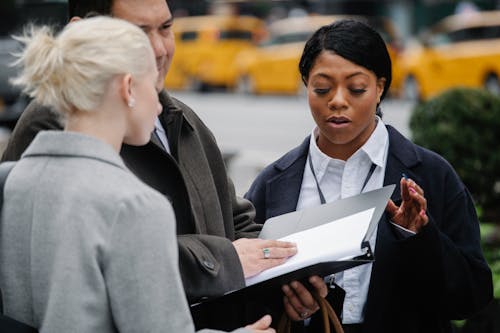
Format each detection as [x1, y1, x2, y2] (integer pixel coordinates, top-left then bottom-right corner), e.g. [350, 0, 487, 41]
[1, 91, 262, 329]
[245, 125, 493, 333]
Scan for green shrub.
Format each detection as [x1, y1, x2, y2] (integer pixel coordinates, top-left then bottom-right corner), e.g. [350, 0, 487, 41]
[482, 223, 500, 298]
[410, 88, 500, 221]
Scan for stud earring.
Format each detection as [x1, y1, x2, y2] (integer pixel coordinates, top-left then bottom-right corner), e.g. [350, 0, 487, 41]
[128, 98, 136, 108]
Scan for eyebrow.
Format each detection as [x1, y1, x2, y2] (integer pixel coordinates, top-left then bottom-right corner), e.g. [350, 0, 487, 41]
[312, 71, 369, 80]
[346, 71, 369, 79]
[138, 16, 174, 31]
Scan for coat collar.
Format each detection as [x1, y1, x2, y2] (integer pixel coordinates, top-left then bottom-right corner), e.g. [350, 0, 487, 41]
[23, 131, 127, 170]
[265, 137, 310, 218]
[155, 90, 195, 157]
[158, 90, 195, 130]
[266, 125, 422, 214]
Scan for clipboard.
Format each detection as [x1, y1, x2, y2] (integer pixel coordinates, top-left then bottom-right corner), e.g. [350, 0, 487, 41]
[245, 184, 395, 287]
[190, 185, 395, 311]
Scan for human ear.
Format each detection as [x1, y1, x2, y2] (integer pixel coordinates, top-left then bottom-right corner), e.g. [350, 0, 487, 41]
[119, 74, 134, 108]
[69, 16, 82, 23]
[376, 77, 386, 103]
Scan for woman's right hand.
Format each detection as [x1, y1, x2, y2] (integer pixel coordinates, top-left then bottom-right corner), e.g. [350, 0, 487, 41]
[245, 315, 275, 333]
[233, 238, 297, 278]
[386, 176, 428, 233]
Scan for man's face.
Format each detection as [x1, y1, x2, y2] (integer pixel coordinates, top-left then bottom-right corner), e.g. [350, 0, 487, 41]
[113, 0, 175, 91]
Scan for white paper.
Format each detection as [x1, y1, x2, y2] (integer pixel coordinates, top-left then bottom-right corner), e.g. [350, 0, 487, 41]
[245, 208, 375, 286]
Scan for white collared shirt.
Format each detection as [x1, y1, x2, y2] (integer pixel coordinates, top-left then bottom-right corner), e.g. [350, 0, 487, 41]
[296, 117, 389, 324]
[154, 117, 171, 154]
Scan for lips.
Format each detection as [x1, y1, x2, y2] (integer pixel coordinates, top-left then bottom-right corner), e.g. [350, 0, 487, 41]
[327, 116, 351, 124]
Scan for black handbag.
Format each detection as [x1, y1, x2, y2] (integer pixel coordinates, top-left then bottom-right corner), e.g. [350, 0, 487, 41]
[0, 162, 38, 333]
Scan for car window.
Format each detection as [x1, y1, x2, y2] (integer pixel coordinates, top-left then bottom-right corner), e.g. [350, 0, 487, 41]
[219, 30, 253, 41]
[427, 33, 452, 46]
[451, 26, 500, 41]
[428, 25, 500, 46]
[180, 31, 198, 41]
[275, 32, 311, 44]
[260, 31, 312, 47]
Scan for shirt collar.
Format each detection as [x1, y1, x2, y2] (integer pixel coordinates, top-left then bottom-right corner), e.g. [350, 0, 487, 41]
[154, 117, 165, 133]
[308, 127, 338, 179]
[360, 116, 388, 169]
[308, 116, 388, 176]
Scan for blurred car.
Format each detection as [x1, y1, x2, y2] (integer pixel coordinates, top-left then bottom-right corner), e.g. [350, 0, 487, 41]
[235, 15, 403, 95]
[164, 15, 266, 91]
[399, 10, 500, 101]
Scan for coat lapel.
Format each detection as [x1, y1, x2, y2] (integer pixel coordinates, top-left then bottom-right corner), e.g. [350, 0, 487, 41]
[266, 137, 310, 219]
[365, 126, 423, 328]
[384, 125, 423, 204]
[150, 131, 164, 150]
[377, 125, 423, 246]
[159, 92, 225, 236]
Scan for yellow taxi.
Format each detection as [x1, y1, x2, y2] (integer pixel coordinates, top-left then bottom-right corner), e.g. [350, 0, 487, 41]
[164, 15, 266, 91]
[235, 15, 402, 95]
[399, 10, 500, 101]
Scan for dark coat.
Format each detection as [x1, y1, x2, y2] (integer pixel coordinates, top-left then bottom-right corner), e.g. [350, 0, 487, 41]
[1, 91, 262, 329]
[245, 125, 493, 333]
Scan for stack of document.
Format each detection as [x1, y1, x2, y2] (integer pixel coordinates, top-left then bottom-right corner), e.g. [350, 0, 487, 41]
[246, 184, 395, 287]
[246, 208, 375, 286]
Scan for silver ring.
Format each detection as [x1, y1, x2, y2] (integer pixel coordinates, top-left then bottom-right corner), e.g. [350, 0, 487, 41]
[263, 247, 271, 259]
[300, 311, 309, 319]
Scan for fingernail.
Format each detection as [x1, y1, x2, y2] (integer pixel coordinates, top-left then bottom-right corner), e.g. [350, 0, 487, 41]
[291, 281, 299, 288]
[420, 209, 426, 216]
[409, 187, 416, 194]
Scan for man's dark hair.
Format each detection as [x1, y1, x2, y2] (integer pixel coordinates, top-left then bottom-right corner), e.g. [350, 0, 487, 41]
[68, 0, 114, 18]
[299, 19, 392, 103]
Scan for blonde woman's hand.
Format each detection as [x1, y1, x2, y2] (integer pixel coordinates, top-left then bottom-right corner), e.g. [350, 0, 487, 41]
[233, 238, 297, 278]
[386, 176, 429, 233]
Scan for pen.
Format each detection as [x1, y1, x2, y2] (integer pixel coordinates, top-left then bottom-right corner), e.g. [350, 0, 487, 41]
[402, 173, 408, 180]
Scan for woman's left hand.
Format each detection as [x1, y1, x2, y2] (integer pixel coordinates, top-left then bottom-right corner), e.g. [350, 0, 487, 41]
[386, 176, 429, 233]
[281, 276, 328, 321]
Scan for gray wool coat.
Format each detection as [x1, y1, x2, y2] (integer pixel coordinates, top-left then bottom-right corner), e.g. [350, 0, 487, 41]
[0, 131, 249, 333]
[1, 91, 264, 329]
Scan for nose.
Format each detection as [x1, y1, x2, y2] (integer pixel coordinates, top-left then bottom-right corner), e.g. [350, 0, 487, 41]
[327, 88, 347, 111]
[149, 32, 167, 59]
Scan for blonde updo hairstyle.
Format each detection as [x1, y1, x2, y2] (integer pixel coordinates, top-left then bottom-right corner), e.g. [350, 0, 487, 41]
[11, 16, 154, 115]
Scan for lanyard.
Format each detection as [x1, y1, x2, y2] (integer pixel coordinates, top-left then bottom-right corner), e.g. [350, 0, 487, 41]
[307, 151, 377, 205]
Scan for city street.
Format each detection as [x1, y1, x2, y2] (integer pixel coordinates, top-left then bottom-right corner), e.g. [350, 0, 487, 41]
[169, 91, 415, 195]
[0, 92, 415, 196]
[0, 91, 413, 195]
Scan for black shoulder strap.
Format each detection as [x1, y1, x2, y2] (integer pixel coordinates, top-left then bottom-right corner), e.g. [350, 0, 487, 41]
[0, 162, 37, 332]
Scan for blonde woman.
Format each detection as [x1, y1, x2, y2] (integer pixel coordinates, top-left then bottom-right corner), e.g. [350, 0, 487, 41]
[0, 17, 273, 333]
